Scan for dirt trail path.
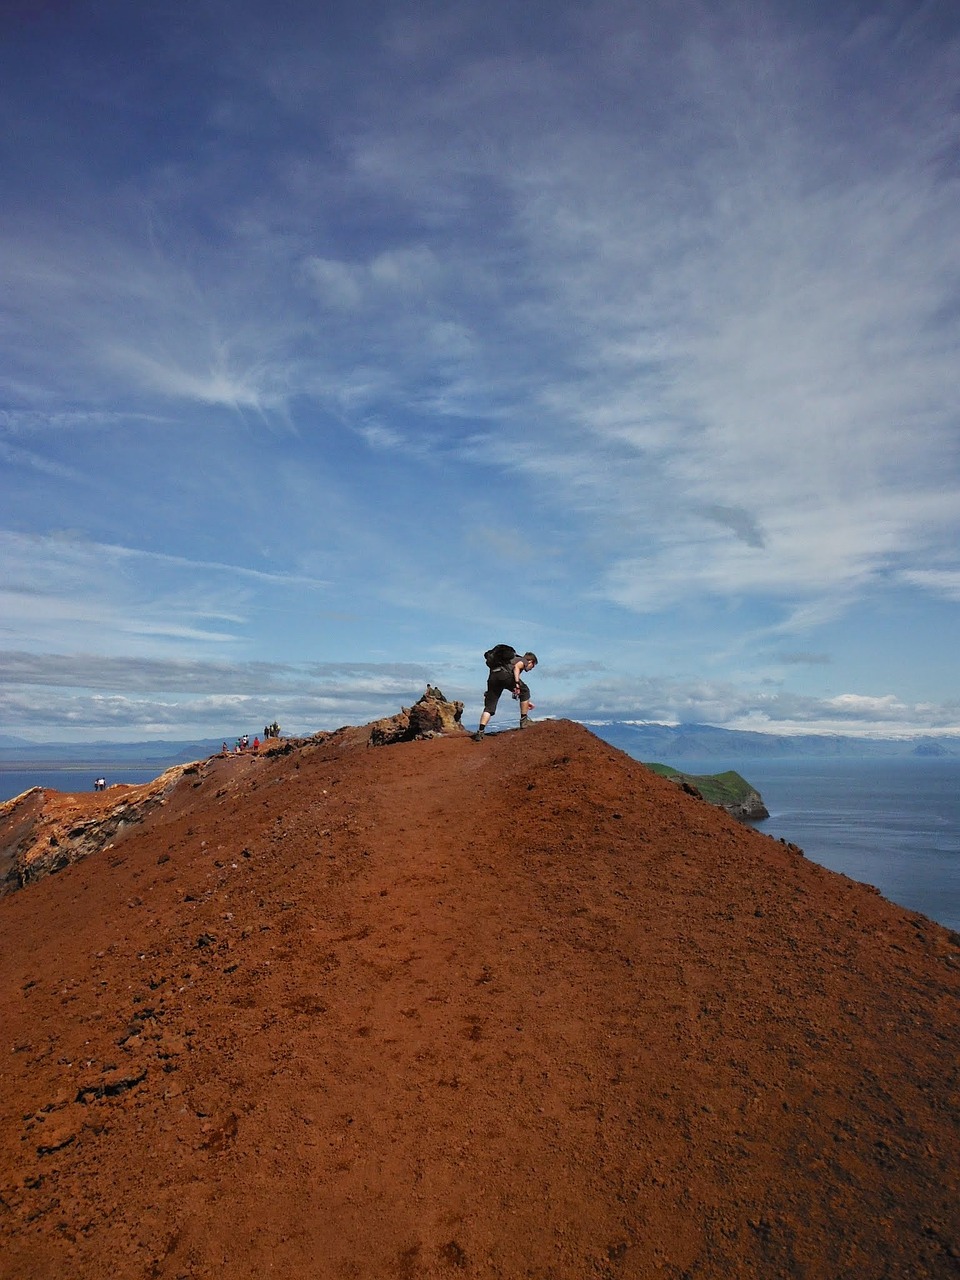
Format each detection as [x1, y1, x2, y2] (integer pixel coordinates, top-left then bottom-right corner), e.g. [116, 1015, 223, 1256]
[1, 721, 958, 1278]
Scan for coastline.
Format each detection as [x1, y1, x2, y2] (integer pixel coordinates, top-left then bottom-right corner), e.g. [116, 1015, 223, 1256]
[662, 755, 960, 935]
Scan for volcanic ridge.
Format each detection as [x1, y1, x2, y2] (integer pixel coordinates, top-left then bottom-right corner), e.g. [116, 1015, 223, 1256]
[1, 715, 958, 1279]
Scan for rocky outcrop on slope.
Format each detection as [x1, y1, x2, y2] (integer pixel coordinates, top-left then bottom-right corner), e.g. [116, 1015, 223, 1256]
[0, 761, 202, 895]
[367, 685, 466, 744]
[724, 782, 769, 820]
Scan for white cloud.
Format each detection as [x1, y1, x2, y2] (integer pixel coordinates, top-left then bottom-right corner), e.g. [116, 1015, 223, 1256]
[0, 531, 333, 658]
[826, 693, 906, 715]
[555, 672, 960, 737]
[355, 422, 408, 451]
[104, 345, 268, 410]
[385, 12, 960, 629]
[900, 569, 960, 603]
[302, 257, 364, 309]
[2, 2, 959, 742]
[369, 245, 442, 292]
[0, 649, 435, 741]
[303, 245, 443, 311]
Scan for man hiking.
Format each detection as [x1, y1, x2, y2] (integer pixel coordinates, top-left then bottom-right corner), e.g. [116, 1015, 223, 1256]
[472, 647, 538, 740]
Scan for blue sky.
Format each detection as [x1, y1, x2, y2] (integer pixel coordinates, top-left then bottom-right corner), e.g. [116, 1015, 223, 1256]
[1, 0, 959, 743]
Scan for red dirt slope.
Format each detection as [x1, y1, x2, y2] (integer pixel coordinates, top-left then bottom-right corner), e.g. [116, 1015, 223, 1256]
[1, 719, 958, 1279]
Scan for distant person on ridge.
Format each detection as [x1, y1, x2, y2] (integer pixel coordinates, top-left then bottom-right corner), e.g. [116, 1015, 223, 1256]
[472, 646, 538, 740]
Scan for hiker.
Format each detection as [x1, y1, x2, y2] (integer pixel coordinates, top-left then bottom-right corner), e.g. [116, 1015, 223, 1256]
[473, 648, 538, 740]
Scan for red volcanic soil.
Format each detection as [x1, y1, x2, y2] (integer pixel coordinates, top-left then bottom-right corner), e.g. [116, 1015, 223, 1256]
[1, 720, 958, 1279]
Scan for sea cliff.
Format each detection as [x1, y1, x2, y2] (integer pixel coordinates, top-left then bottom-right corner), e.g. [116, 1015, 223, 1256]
[646, 763, 770, 820]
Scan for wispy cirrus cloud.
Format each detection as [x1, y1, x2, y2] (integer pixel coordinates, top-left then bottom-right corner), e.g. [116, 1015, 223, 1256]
[900, 569, 960, 603]
[0, 530, 328, 587]
[0, 531, 331, 656]
[0, 649, 425, 693]
[1, 0, 959, 742]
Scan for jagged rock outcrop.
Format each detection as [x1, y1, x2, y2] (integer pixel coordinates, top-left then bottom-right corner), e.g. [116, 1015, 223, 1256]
[726, 785, 769, 821]
[367, 685, 465, 745]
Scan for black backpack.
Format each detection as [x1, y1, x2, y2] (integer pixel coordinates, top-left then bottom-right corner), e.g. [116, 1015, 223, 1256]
[484, 644, 518, 670]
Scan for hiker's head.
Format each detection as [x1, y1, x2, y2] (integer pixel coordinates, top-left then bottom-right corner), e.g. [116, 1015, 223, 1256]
[522, 652, 538, 670]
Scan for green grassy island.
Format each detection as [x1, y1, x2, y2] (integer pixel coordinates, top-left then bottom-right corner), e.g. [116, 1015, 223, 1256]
[646, 764, 769, 821]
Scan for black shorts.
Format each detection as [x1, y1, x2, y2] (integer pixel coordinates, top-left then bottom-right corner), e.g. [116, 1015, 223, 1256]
[483, 669, 530, 715]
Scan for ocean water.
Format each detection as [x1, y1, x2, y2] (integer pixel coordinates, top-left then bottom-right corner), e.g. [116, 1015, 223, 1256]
[0, 767, 164, 804]
[642, 756, 960, 935]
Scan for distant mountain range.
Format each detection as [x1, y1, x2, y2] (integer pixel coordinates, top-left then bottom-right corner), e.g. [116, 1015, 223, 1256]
[0, 737, 226, 767]
[585, 721, 960, 760]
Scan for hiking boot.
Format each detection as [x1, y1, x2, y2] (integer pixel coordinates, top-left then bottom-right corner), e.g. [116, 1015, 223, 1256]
[519, 715, 530, 729]
[471, 728, 485, 741]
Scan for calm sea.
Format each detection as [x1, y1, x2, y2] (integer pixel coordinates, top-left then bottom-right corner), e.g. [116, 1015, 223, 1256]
[3, 756, 959, 935]
[641, 756, 960, 935]
[0, 767, 164, 804]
